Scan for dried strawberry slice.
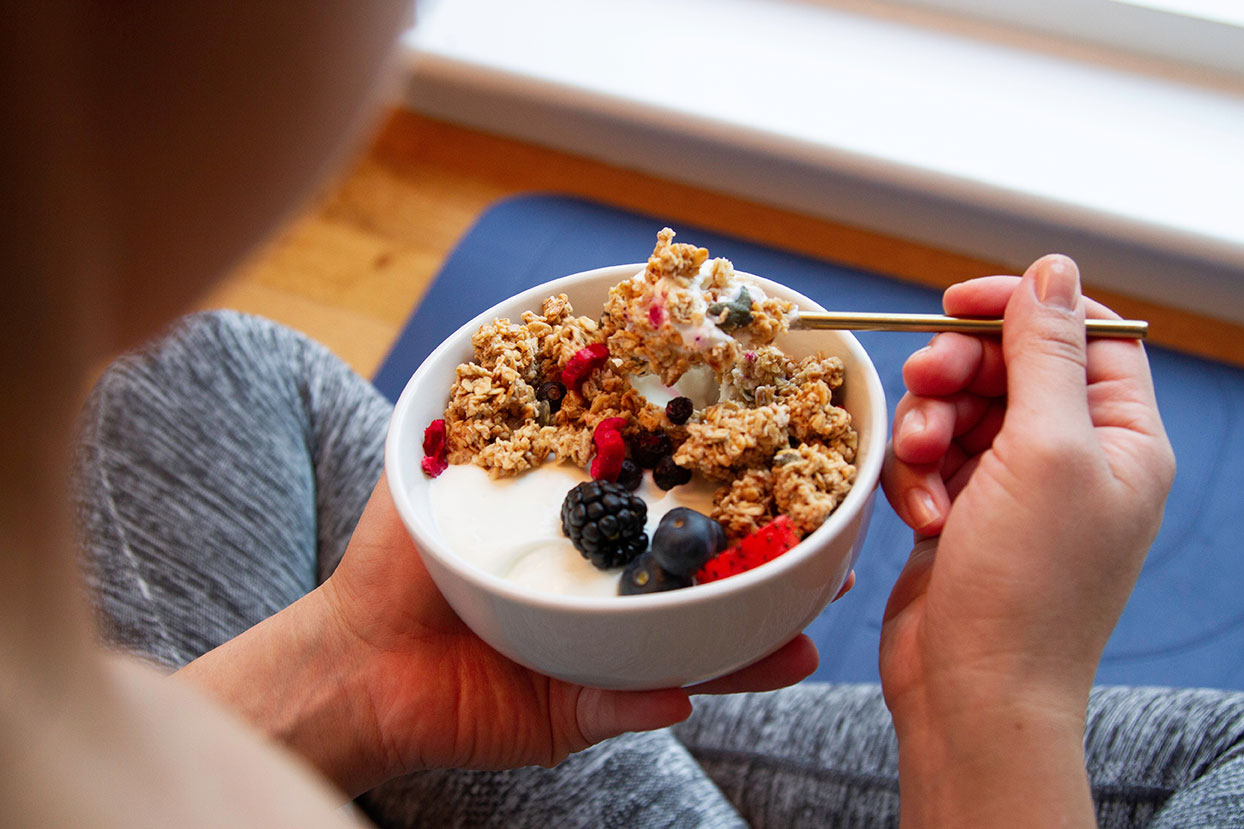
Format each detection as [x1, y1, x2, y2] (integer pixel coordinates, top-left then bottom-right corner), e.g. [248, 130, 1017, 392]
[694, 516, 801, 583]
[739, 515, 800, 563]
[421, 418, 448, 478]
[696, 550, 742, 583]
[561, 343, 610, 393]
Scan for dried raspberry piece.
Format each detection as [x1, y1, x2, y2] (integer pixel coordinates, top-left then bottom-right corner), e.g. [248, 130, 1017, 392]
[694, 516, 801, 583]
[561, 343, 610, 393]
[421, 418, 448, 478]
[590, 417, 629, 482]
[590, 428, 626, 482]
[595, 416, 628, 435]
[648, 302, 666, 328]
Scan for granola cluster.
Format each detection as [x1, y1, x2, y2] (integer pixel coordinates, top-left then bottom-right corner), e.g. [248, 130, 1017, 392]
[439, 229, 858, 543]
[674, 351, 857, 538]
[599, 227, 796, 386]
[443, 293, 656, 476]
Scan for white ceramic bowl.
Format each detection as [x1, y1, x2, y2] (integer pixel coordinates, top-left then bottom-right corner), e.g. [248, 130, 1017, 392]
[385, 264, 887, 690]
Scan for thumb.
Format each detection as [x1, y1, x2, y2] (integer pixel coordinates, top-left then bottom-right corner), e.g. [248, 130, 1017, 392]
[1002, 254, 1091, 430]
[883, 535, 938, 625]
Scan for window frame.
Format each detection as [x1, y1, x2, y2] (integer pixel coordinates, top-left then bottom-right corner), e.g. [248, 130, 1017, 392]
[844, 0, 1244, 76]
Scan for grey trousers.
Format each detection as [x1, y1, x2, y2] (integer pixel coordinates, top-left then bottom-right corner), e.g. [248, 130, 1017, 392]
[74, 311, 1244, 828]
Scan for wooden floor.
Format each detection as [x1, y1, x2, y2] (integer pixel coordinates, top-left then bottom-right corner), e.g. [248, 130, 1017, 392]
[198, 108, 1244, 377]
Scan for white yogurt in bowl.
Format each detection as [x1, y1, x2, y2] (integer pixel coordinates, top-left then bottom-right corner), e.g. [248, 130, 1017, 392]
[429, 464, 718, 597]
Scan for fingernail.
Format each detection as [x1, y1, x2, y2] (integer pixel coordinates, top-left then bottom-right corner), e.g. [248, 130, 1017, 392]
[900, 407, 925, 440]
[906, 487, 940, 529]
[833, 570, 856, 601]
[1035, 255, 1081, 311]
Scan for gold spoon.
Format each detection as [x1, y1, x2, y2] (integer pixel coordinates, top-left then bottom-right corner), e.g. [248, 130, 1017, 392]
[794, 312, 1147, 339]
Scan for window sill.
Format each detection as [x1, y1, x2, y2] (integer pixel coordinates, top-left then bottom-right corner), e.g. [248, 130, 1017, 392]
[400, 0, 1244, 324]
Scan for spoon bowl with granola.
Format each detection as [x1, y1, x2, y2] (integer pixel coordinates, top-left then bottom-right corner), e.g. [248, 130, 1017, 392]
[385, 231, 887, 690]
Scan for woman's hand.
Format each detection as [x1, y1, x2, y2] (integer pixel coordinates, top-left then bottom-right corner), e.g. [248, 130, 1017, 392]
[177, 473, 818, 799]
[878, 255, 1174, 825]
[319, 474, 817, 792]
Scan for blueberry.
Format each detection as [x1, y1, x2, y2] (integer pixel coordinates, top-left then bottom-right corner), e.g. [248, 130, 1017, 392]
[615, 458, 643, 491]
[665, 396, 694, 425]
[537, 380, 567, 413]
[618, 552, 693, 595]
[652, 455, 692, 490]
[630, 430, 672, 469]
[650, 508, 726, 576]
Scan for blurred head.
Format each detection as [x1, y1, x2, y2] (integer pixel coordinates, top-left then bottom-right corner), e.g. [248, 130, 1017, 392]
[1, 1, 410, 567]
[5, 1, 410, 356]
[0, 0, 410, 708]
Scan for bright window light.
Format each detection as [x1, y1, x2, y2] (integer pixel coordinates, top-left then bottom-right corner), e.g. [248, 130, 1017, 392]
[1113, 0, 1244, 27]
[866, 0, 1244, 75]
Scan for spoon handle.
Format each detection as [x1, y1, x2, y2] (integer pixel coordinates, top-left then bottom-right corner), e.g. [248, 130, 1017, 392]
[794, 312, 1147, 339]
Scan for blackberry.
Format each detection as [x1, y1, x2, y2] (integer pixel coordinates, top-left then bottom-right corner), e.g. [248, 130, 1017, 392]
[615, 458, 643, 491]
[631, 430, 672, 469]
[618, 552, 692, 595]
[537, 380, 567, 414]
[652, 455, 692, 490]
[651, 508, 727, 576]
[560, 481, 648, 569]
[665, 396, 694, 425]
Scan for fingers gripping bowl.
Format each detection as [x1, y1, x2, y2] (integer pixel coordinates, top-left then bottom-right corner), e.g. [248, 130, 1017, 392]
[385, 260, 887, 690]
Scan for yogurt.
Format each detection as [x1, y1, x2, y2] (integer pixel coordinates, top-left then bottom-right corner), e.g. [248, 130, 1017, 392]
[429, 463, 718, 597]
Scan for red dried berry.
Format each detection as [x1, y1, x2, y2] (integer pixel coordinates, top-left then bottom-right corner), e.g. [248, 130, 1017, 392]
[590, 428, 626, 482]
[422, 418, 446, 455]
[694, 516, 801, 583]
[561, 343, 610, 393]
[695, 546, 754, 584]
[421, 418, 448, 478]
[595, 416, 628, 435]
[696, 549, 746, 583]
[648, 303, 665, 328]
[739, 515, 800, 562]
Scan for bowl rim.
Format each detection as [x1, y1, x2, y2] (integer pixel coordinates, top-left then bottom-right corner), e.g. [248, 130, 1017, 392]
[385, 263, 888, 613]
